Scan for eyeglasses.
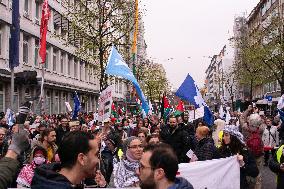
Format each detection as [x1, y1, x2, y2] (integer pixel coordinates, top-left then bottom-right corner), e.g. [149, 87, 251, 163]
[128, 144, 144, 149]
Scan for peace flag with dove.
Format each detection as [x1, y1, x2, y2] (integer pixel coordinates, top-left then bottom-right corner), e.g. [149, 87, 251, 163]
[175, 74, 214, 126]
[105, 46, 149, 114]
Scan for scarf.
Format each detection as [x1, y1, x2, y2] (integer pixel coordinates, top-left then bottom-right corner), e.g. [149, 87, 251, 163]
[113, 154, 140, 188]
[16, 162, 37, 187]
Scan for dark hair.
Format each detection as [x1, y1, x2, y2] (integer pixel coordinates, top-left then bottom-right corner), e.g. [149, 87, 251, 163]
[32, 146, 48, 158]
[146, 134, 160, 143]
[149, 143, 178, 182]
[58, 131, 94, 168]
[220, 134, 245, 154]
[137, 129, 147, 137]
[41, 128, 55, 142]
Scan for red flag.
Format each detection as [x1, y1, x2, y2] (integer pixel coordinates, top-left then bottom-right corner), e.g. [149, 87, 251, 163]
[111, 102, 116, 111]
[176, 100, 184, 112]
[39, 0, 50, 64]
[163, 95, 171, 109]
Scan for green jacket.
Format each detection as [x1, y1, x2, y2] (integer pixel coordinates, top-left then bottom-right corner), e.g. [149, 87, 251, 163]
[0, 157, 20, 189]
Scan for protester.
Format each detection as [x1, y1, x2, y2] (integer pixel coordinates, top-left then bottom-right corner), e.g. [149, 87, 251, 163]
[137, 130, 148, 146]
[269, 143, 284, 189]
[131, 119, 144, 136]
[193, 126, 218, 161]
[218, 125, 259, 189]
[31, 131, 107, 188]
[16, 146, 48, 187]
[69, 120, 80, 132]
[262, 117, 279, 166]
[111, 136, 142, 188]
[137, 143, 194, 189]
[114, 122, 127, 141]
[0, 127, 8, 159]
[55, 117, 69, 145]
[160, 115, 192, 163]
[146, 134, 160, 145]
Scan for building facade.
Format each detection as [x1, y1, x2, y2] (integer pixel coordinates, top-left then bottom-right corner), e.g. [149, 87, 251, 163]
[0, 0, 131, 114]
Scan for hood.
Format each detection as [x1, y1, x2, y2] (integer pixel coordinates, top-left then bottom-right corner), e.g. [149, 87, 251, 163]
[31, 163, 73, 189]
[175, 177, 194, 189]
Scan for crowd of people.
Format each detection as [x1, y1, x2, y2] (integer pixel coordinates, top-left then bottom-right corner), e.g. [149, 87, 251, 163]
[0, 101, 284, 189]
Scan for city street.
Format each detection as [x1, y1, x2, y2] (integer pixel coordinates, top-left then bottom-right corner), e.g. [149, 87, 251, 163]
[262, 165, 276, 189]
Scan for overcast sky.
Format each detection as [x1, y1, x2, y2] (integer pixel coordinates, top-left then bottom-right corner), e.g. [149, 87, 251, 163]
[142, 0, 260, 89]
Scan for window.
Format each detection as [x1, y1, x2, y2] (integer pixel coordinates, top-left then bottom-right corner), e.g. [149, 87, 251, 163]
[35, 1, 41, 24]
[53, 49, 57, 72]
[45, 47, 49, 69]
[60, 53, 64, 74]
[54, 92, 59, 114]
[34, 39, 39, 66]
[85, 64, 88, 81]
[0, 84, 4, 112]
[23, 35, 29, 64]
[46, 91, 51, 114]
[25, 88, 30, 98]
[80, 62, 83, 81]
[119, 80, 122, 94]
[68, 55, 71, 75]
[74, 60, 77, 78]
[0, 30, 2, 56]
[24, 0, 30, 18]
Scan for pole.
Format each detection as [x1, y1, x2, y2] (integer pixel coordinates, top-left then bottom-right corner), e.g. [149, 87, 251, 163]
[10, 68, 14, 111]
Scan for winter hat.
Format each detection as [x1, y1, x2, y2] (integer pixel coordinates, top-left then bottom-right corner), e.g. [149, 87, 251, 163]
[106, 133, 120, 147]
[223, 125, 245, 145]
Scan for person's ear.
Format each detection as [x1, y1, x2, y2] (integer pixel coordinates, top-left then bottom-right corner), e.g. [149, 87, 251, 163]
[78, 153, 86, 166]
[154, 168, 165, 180]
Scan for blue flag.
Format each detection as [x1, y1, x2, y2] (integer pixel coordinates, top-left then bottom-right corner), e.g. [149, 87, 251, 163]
[72, 92, 81, 120]
[105, 46, 149, 114]
[176, 74, 214, 126]
[9, 0, 20, 69]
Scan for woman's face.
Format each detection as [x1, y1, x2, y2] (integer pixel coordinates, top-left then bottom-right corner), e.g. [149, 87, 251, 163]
[223, 132, 231, 145]
[138, 132, 146, 143]
[138, 121, 143, 128]
[128, 139, 143, 160]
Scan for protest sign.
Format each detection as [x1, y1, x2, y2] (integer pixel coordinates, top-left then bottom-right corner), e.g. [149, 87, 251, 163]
[179, 156, 240, 189]
[98, 85, 113, 122]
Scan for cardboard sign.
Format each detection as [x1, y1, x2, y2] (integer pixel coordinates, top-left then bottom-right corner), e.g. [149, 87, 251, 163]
[98, 85, 113, 122]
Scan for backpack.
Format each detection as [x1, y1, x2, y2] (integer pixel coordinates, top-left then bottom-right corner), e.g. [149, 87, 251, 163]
[246, 127, 263, 157]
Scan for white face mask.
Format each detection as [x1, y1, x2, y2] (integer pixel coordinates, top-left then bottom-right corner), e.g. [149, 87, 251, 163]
[34, 157, 46, 165]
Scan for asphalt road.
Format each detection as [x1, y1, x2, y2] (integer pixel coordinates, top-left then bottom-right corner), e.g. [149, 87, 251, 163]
[262, 164, 277, 189]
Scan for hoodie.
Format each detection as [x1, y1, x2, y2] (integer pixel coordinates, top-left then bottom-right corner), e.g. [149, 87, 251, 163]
[168, 177, 194, 189]
[31, 163, 80, 189]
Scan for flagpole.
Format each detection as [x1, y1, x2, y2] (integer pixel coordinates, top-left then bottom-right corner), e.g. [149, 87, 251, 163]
[10, 68, 14, 111]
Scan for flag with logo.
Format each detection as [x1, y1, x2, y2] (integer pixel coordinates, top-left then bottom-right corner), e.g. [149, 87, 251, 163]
[176, 74, 214, 126]
[105, 46, 149, 114]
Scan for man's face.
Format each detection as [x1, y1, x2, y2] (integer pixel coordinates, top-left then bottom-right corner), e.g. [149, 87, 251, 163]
[137, 151, 156, 189]
[266, 119, 272, 126]
[83, 139, 100, 178]
[177, 116, 183, 124]
[169, 117, 177, 128]
[61, 119, 68, 127]
[0, 128, 6, 144]
[47, 131, 56, 144]
[184, 114, 189, 122]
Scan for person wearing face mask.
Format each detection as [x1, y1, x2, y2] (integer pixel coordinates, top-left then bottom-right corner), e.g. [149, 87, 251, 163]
[17, 146, 48, 188]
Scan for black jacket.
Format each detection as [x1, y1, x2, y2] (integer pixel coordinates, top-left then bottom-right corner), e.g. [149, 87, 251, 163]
[0, 157, 20, 189]
[269, 150, 284, 189]
[194, 137, 219, 161]
[31, 163, 80, 189]
[160, 124, 192, 163]
[218, 146, 259, 189]
[56, 126, 70, 145]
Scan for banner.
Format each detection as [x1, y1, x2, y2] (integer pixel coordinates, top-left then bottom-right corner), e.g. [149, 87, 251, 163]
[188, 106, 204, 122]
[178, 156, 240, 189]
[98, 85, 113, 122]
[65, 102, 72, 112]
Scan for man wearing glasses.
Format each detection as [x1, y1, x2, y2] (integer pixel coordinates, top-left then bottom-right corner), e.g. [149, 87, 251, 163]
[137, 143, 193, 189]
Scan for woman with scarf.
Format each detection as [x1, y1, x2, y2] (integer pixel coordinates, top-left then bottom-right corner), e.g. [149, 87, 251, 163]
[111, 136, 143, 188]
[218, 125, 259, 189]
[17, 146, 48, 188]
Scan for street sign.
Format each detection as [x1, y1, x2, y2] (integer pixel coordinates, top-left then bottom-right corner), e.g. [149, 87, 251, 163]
[266, 95, 273, 102]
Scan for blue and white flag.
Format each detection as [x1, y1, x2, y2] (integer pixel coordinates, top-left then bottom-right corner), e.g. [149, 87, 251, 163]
[105, 46, 149, 114]
[5, 109, 15, 127]
[176, 74, 214, 126]
[72, 91, 81, 120]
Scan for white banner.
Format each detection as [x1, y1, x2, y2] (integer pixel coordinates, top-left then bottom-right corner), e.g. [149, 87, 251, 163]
[188, 106, 204, 122]
[65, 102, 72, 112]
[98, 85, 113, 122]
[178, 156, 240, 189]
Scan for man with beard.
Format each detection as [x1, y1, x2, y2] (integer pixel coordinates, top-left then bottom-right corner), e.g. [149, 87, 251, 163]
[31, 131, 107, 188]
[56, 117, 70, 145]
[160, 115, 192, 163]
[137, 143, 193, 189]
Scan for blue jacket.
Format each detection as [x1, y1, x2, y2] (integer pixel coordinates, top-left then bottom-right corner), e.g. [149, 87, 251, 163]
[168, 177, 194, 189]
